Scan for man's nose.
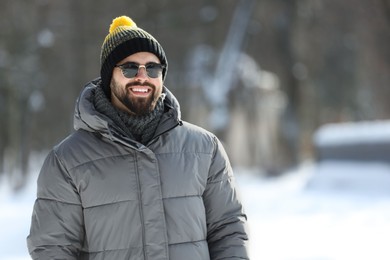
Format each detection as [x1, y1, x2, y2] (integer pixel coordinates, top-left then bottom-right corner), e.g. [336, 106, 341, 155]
[135, 66, 148, 80]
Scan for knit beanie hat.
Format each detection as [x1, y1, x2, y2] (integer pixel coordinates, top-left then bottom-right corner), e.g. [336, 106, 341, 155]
[100, 16, 168, 97]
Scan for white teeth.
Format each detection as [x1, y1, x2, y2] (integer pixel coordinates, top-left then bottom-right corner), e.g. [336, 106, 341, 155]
[132, 88, 148, 93]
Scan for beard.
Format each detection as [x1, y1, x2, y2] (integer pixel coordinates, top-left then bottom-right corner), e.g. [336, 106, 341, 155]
[110, 79, 160, 116]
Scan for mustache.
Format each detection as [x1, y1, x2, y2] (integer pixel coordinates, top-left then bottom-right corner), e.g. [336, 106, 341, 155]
[126, 82, 156, 90]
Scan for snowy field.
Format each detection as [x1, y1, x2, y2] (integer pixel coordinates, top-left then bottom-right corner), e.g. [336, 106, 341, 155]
[1, 158, 390, 260]
[238, 162, 390, 260]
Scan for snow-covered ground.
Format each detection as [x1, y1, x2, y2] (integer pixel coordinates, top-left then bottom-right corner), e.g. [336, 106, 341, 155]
[1, 158, 390, 260]
[237, 161, 390, 259]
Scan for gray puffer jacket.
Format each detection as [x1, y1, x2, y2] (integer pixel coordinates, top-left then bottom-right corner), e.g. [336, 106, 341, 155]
[27, 79, 249, 260]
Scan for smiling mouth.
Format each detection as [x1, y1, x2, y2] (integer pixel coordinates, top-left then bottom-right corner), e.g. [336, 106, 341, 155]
[129, 87, 152, 96]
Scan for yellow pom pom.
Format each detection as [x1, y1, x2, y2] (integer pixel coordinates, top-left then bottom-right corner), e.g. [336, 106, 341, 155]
[109, 16, 137, 34]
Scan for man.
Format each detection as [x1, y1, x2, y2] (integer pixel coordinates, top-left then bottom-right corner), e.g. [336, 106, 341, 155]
[27, 16, 249, 260]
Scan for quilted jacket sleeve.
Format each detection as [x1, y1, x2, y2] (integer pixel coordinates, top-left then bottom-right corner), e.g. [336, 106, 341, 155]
[203, 137, 250, 260]
[27, 150, 84, 260]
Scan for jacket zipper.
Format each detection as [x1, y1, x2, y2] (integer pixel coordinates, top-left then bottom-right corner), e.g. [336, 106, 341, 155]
[134, 154, 147, 260]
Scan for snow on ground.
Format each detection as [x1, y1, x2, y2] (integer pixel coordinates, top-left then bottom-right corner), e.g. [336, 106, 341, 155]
[236, 162, 390, 260]
[1, 158, 390, 260]
[0, 157, 39, 260]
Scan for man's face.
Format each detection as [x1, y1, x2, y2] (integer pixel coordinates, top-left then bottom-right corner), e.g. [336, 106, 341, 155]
[110, 52, 164, 115]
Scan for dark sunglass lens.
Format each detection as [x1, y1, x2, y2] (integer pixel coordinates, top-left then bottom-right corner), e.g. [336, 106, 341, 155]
[146, 64, 163, 78]
[122, 64, 139, 78]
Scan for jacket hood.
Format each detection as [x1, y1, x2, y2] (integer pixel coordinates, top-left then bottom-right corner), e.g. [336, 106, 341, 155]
[74, 78, 182, 140]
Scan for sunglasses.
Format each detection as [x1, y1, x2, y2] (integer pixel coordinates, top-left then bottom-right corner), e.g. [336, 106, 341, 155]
[115, 62, 165, 78]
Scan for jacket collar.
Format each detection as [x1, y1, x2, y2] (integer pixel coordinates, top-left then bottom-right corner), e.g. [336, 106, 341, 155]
[74, 78, 182, 143]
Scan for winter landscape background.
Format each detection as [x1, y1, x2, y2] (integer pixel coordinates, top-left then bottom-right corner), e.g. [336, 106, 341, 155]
[1, 1, 390, 259]
[2, 0, 389, 181]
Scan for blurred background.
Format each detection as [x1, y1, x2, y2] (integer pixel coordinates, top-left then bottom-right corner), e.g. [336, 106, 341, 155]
[1, 0, 390, 185]
[1, 0, 390, 259]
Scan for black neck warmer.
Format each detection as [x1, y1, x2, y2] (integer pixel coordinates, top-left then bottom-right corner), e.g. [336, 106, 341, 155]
[93, 84, 165, 145]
